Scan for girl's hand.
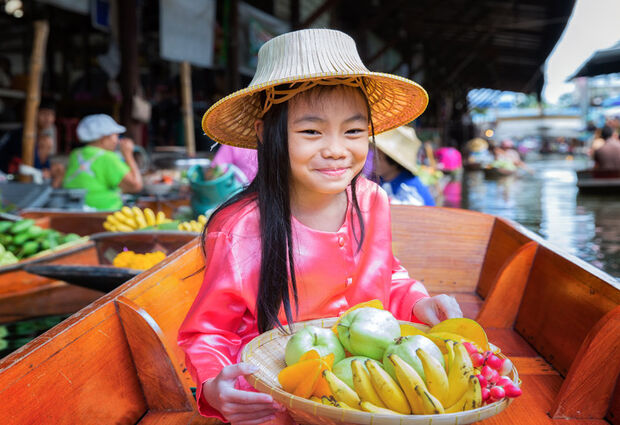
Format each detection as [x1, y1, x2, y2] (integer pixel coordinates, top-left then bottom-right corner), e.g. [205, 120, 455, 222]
[203, 363, 285, 425]
[413, 294, 463, 326]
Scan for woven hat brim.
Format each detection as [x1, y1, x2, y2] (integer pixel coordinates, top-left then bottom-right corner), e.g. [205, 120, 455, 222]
[202, 72, 429, 149]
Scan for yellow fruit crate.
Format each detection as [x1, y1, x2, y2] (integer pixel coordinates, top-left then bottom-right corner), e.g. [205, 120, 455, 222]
[241, 317, 518, 425]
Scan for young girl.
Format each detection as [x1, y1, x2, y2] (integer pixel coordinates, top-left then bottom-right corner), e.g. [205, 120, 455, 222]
[178, 29, 462, 425]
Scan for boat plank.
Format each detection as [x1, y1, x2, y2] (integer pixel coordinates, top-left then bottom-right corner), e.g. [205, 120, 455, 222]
[0, 304, 146, 424]
[115, 296, 195, 412]
[550, 306, 620, 419]
[20, 210, 109, 236]
[482, 375, 609, 425]
[0, 281, 102, 322]
[138, 411, 217, 425]
[477, 218, 533, 299]
[391, 206, 494, 294]
[515, 245, 620, 377]
[477, 241, 538, 328]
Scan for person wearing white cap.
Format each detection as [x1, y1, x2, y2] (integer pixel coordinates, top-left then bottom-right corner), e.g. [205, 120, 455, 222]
[63, 114, 143, 210]
[178, 29, 462, 424]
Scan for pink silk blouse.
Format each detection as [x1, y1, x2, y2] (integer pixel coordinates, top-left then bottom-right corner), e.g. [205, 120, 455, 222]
[177, 177, 430, 418]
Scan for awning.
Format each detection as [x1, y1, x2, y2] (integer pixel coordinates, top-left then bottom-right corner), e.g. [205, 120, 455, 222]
[572, 41, 620, 78]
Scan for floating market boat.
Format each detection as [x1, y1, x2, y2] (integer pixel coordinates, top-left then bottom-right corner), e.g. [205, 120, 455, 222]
[0, 222, 197, 323]
[482, 166, 517, 180]
[576, 169, 620, 194]
[0, 205, 617, 425]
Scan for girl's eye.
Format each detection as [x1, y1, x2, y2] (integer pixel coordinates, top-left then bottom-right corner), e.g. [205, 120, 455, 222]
[300, 129, 320, 135]
[346, 128, 365, 135]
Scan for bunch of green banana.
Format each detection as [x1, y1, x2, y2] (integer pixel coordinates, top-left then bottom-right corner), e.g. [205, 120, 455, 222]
[178, 214, 207, 233]
[103, 207, 170, 232]
[0, 242, 18, 266]
[0, 219, 81, 261]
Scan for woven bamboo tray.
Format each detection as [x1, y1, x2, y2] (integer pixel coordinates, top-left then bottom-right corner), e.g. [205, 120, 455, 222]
[241, 317, 518, 425]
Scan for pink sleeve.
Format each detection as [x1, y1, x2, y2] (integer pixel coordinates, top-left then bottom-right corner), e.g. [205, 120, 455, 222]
[177, 231, 246, 420]
[388, 255, 429, 323]
[211, 145, 234, 167]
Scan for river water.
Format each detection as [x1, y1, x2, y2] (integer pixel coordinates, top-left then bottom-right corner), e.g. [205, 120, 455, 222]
[450, 154, 619, 280]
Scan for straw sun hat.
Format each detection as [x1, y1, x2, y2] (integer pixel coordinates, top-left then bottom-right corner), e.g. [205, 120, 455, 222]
[373, 126, 422, 175]
[202, 29, 429, 148]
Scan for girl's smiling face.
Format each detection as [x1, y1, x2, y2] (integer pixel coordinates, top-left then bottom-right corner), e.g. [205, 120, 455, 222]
[287, 86, 369, 200]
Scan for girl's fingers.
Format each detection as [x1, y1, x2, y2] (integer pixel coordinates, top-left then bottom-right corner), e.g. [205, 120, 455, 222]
[220, 401, 279, 416]
[219, 362, 259, 381]
[230, 415, 276, 425]
[223, 387, 274, 404]
[226, 407, 279, 422]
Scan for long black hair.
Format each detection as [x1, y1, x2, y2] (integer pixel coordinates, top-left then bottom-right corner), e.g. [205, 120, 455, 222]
[202, 84, 374, 333]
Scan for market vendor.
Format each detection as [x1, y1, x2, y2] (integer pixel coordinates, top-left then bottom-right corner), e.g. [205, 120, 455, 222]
[63, 114, 143, 210]
[373, 126, 435, 206]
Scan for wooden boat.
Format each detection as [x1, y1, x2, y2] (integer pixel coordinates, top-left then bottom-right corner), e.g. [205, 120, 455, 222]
[482, 166, 517, 180]
[0, 210, 117, 322]
[463, 161, 483, 172]
[0, 230, 197, 323]
[577, 169, 620, 193]
[0, 205, 618, 424]
[18, 209, 110, 236]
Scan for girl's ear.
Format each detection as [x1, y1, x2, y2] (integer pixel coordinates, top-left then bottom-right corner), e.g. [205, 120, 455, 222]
[254, 119, 264, 144]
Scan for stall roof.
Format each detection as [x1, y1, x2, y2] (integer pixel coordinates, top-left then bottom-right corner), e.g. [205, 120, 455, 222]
[333, 0, 576, 95]
[572, 41, 620, 78]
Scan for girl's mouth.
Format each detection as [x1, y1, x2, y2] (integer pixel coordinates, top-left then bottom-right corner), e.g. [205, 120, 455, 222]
[317, 168, 348, 176]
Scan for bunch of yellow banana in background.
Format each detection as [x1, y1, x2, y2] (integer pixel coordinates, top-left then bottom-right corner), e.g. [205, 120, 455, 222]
[103, 207, 170, 232]
[177, 214, 207, 233]
[318, 343, 482, 415]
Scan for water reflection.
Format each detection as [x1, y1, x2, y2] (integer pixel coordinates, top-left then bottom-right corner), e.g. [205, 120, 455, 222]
[458, 155, 619, 279]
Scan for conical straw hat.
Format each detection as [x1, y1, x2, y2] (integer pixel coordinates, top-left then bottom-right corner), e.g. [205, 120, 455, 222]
[466, 137, 489, 152]
[373, 126, 422, 175]
[202, 29, 429, 148]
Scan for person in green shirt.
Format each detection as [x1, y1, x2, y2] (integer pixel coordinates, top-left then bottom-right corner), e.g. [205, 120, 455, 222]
[63, 114, 143, 210]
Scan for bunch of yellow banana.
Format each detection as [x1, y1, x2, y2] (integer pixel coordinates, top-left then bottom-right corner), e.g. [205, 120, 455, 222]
[177, 215, 207, 233]
[388, 343, 481, 415]
[103, 207, 169, 232]
[316, 343, 482, 416]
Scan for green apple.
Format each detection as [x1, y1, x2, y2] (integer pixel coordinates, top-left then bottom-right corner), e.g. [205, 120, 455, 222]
[332, 355, 377, 389]
[382, 335, 444, 381]
[284, 325, 346, 366]
[336, 307, 400, 360]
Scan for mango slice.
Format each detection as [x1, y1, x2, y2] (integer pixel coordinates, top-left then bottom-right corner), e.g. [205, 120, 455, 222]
[428, 318, 490, 351]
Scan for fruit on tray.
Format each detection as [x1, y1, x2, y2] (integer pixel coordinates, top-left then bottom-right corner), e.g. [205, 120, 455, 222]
[331, 299, 384, 336]
[112, 250, 166, 270]
[383, 335, 444, 382]
[278, 350, 334, 399]
[428, 318, 490, 352]
[0, 219, 82, 261]
[177, 215, 207, 233]
[332, 355, 375, 390]
[336, 307, 400, 360]
[103, 207, 171, 232]
[276, 302, 521, 415]
[285, 325, 345, 366]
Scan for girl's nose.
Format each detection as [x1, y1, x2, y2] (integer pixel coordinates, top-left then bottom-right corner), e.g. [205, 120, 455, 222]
[322, 136, 348, 158]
